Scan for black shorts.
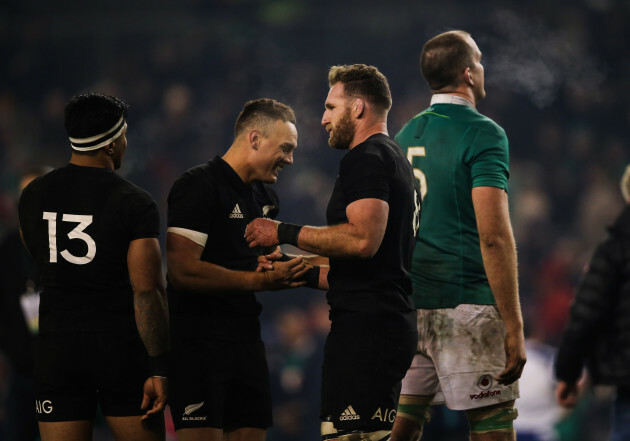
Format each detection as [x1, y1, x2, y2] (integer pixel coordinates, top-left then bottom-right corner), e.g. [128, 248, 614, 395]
[34, 332, 149, 422]
[321, 323, 417, 431]
[169, 337, 272, 430]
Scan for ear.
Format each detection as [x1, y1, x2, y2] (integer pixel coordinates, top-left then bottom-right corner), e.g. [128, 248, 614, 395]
[463, 67, 474, 87]
[352, 99, 365, 118]
[249, 129, 261, 150]
[105, 143, 115, 156]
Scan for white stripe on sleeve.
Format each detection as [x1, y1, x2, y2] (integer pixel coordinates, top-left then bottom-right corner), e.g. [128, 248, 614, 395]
[167, 227, 208, 247]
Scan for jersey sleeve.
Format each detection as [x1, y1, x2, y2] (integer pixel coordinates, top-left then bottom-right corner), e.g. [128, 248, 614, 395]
[124, 190, 160, 241]
[339, 145, 392, 204]
[467, 124, 510, 190]
[167, 172, 218, 235]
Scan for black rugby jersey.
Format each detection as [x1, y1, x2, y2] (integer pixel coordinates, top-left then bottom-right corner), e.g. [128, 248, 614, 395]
[18, 164, 159, 334]
[326, 134, 420, 330]
[167, 156, 279, 340]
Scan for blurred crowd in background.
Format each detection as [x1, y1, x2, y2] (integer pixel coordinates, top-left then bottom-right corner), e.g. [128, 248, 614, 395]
[1, 0, 630, 439]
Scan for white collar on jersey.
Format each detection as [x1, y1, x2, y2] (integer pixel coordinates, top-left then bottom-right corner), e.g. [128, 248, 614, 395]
[430, 94, 475, 108]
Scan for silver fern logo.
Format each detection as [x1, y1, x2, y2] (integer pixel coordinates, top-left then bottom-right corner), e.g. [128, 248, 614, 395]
[184, 402, 204, 416]
[262, 205, 275, 217]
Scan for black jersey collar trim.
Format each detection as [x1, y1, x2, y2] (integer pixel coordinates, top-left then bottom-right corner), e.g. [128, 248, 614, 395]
[351, 133, 389, 152]
[66, 163, 114, 173]
[212, 156, 249, 189]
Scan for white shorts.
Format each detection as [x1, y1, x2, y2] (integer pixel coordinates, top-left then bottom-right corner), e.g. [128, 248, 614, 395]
[401, 304, 519, 410]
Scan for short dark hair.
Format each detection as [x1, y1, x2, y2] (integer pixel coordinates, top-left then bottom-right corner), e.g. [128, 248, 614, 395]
[64, 93, 128, 139]
[328, 64, 392, 112]
[234, 98, 296, 138]
[421, 30, 475, 90]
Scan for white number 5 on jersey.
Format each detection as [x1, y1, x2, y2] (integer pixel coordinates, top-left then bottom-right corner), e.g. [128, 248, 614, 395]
[43, 212, 96, 264]
[407, 147, 427, 200]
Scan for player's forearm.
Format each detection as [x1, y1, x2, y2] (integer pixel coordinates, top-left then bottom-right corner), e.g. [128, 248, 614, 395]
[168, 259, 268, 292]
[134, 288, 170, 357]
[479, 232, 523, 333]
[296, 224, 379, 258]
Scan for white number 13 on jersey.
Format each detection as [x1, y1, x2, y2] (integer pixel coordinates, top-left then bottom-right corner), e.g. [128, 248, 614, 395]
[43, 212, 96, 265]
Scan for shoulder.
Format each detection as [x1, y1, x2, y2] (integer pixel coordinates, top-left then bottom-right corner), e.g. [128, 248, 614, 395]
[168, 161, 223, 215]
[396, 109, 429, 139]
[583, 233, 627, 279]
[106, 172, 155, 203]
[89, 169, 156, 207]
[349, 134, 399, 159]
[354, 135, 405, 167]
[20, 167, 61, 196]
[469, 111, 507, 139]
[177, 161, 216, 183]
[171, 160, 221, 193]
[97, 176, 158, 224]
[338, 136, 405, 185]
[596, 230, 628, 263]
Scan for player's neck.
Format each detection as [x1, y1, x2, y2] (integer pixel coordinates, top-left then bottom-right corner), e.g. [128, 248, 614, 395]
[69, 152, 114, 170]
[349, 120, 388, 150]
[222, 146, 252, 184]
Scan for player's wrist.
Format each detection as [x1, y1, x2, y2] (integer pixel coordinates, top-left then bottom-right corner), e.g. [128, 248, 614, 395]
[277, 222, 303, 246]
[148, 353, 169, 378]
[504, 320, 525, 334]
[258, 270, 274, 290]
[299, 265, 320, 288]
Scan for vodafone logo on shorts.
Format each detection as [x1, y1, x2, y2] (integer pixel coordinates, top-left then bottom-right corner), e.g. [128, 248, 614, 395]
[470, 374, 502, 401]
[476, 374, 493, 391]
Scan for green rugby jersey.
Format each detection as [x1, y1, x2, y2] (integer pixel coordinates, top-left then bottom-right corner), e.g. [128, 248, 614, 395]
[394, 95, 509, 308]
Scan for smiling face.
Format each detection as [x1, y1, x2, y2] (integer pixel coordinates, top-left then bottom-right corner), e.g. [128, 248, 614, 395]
[321, 83, 357, 150]
[253, 119, 298, 183]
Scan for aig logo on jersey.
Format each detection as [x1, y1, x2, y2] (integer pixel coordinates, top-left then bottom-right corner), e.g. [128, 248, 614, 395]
[229, 204, 244, 219]
[371, 407, 396, 423]
[35, 400, 53, 414]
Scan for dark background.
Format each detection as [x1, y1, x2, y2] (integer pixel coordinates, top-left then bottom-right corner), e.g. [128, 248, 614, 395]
[1, 1, 629, 439]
